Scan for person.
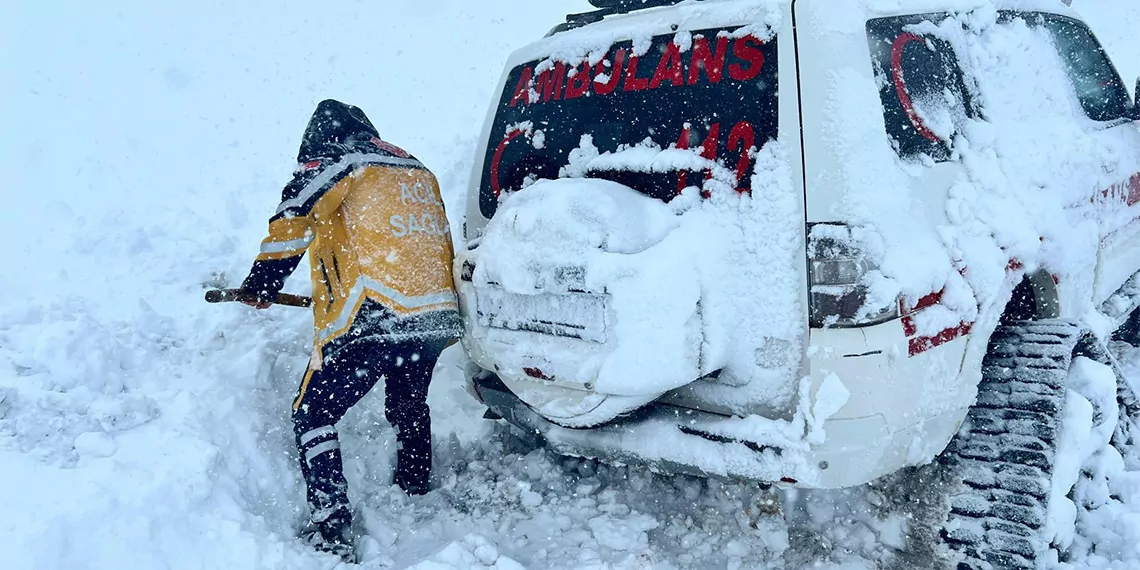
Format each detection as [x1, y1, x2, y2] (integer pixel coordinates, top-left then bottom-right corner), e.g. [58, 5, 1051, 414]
[237, 99, 462, 559]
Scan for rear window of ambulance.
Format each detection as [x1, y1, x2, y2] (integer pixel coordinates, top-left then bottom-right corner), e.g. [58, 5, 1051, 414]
[478, 28, 778, 219]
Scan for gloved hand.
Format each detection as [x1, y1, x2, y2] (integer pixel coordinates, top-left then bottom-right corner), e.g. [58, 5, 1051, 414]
[237, 288, 273, 309]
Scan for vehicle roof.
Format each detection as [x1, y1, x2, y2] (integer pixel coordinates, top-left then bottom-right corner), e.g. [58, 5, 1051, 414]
[540, 0, 1077, 55]
[556, 0, 1078, 35]
[835, 0, 1075, 18]
[526, 0, 1078, 68]
[504, 0, 1083, 84]
[789, 0, 1076, 39]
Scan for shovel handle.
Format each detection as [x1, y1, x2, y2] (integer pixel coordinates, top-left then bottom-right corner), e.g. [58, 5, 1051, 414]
[204, 289, 312, 308]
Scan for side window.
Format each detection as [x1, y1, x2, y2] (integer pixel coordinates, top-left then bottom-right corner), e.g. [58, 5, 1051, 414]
[867, 16, 977, 162]
[1033, 14, 1131, 123]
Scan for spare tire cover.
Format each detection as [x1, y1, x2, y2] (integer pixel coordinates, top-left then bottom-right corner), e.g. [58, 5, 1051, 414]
[470, 178, 706, 428]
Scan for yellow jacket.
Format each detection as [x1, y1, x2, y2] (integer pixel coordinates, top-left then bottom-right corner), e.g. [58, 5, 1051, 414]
[242, 100, 461, 353]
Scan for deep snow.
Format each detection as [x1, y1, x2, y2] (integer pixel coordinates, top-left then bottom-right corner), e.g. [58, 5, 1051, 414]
[4, 1, 1140, 569]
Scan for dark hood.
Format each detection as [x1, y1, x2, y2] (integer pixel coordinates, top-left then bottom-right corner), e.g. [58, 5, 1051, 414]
[297, 99, 380, 162]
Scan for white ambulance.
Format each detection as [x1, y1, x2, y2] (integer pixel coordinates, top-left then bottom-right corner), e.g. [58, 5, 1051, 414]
[455, 0, 1140, 567]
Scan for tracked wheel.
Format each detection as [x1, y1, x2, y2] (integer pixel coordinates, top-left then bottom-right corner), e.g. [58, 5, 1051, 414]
[940, 320, 1084, 569]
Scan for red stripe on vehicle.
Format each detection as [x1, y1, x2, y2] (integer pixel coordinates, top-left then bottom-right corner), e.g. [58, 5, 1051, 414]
[902, 315, 918, 337]
[1091, 172, 1140, 206]
[1103, 172, 1140, 207]
[1081, 172, 1140, 247]
[903, 290, 943, 315]
[909, 322, 972, 357]
[1128, 174, 1140, 206]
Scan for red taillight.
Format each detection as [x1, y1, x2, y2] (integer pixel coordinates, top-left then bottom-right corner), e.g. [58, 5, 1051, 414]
[808, 224, 899, 328]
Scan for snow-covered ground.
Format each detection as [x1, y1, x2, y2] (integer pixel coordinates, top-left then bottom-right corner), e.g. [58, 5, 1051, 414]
[4, 1, 1140, 569]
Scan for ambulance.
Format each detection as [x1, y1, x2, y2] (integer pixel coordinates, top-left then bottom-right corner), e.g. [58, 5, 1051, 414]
[456, 1, 1140, 566]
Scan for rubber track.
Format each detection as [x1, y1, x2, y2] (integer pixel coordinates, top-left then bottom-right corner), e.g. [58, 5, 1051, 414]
[941, 320, 1083, 570]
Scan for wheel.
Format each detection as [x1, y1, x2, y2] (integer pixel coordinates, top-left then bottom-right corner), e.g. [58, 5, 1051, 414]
[939, 320, 1084, 569]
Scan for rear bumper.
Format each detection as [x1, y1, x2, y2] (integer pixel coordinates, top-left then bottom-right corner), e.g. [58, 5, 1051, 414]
[471, 369, 966, 489]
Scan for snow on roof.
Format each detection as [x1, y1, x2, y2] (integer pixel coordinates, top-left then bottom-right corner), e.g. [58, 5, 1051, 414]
[521, 0, 1078, 70]
[513, 0, 783, 67]
[798, 0, 1077, 34]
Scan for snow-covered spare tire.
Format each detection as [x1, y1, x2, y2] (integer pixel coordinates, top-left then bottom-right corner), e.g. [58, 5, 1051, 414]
[466, 178, 712, 428]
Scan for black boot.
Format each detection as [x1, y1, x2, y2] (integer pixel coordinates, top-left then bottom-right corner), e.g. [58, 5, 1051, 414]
[304, 506, 355, 562]
[294, 423, 356, 559]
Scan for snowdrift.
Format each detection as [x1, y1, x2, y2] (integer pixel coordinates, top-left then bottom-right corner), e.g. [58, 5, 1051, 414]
[5, 0, 1140, 568]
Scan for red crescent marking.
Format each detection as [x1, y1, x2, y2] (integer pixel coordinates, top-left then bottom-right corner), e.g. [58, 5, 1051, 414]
[891, 32, 941, 143]
[490, 129, 528, 198]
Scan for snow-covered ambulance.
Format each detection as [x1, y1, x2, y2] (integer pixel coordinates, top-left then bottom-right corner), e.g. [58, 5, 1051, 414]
[456, 0, 1140, 566]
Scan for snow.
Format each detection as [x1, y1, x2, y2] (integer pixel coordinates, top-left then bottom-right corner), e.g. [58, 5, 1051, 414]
[480, 177, 682, 261]
[466, 176, 704, 422]
[1069, 344, 1140, 568]
[465, 135, 807, 430]
[1051, 357, 1120, 551]
[5, 0, 1140, 569]
[561, 135, 737, 185]
[401, 536, 524, 570]
[505, 0, 781, 82]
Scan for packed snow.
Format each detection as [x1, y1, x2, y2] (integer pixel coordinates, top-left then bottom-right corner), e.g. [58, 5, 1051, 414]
[5, 0, 1140, 569]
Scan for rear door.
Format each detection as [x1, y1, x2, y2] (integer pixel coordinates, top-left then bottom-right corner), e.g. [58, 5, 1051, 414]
[973, 11, 1140, 304]
[464, 2, 812, 417]
[1029, 14, 1140, 302]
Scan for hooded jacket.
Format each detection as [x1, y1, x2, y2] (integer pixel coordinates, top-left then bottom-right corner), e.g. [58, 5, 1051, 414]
[241, 100, 461, 354]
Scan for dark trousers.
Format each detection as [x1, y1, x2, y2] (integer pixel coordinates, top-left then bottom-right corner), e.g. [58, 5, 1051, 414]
[291, 335, 446, 521]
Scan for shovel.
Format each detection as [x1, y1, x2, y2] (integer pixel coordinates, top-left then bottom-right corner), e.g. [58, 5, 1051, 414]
[204, 288, 312, 308]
